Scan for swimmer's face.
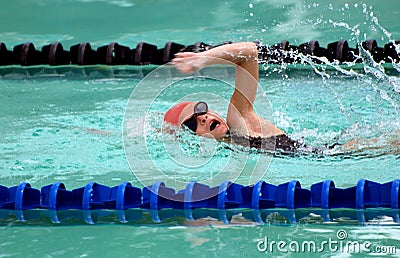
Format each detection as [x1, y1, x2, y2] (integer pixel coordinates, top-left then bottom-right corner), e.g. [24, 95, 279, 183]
[193, 110, 229, 140]
[177, 102, 229, 140]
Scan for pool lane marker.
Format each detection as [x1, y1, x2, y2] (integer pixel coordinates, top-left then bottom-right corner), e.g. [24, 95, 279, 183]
[0, 179, 399, 224]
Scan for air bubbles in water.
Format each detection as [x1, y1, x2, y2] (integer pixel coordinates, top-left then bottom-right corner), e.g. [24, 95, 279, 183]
[362, 3, 368, 13]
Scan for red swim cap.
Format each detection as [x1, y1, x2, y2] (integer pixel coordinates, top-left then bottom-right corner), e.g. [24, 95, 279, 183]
[163, 102, 194, 126]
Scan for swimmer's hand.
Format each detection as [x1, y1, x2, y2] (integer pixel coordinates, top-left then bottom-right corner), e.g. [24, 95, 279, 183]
[172, 42, 258, 74]
[172, 52, 207, 74]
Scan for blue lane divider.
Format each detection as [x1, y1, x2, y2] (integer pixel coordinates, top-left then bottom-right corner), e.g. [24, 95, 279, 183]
[0, 179, 399, 224]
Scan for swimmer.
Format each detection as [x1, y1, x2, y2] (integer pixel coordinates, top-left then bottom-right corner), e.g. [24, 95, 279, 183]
[164, 42, 398, 154]
[164, 42, 314, 153]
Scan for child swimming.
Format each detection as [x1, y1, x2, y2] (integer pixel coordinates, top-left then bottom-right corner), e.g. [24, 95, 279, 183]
[163, 42, 399, 155]
[164, 42, 322, 153]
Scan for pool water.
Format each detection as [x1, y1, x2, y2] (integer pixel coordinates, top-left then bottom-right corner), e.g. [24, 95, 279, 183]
[1, 0, 400, 256]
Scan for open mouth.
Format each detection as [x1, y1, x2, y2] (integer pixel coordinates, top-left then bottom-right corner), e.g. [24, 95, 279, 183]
[210, 120, 220, 131]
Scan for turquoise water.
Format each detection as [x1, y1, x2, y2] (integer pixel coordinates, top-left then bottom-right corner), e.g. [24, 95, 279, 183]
[1, 0, 400, 257]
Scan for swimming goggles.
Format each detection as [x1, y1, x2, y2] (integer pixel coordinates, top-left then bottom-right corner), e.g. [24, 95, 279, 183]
[182, 101, 208, 132]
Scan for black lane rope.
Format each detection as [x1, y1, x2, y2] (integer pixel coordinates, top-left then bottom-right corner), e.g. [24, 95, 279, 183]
[0, 39, 399, 67]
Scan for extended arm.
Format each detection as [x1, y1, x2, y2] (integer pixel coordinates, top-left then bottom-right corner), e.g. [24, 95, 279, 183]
[173, 42, 284, 137]
[172, 42, 258, 115]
